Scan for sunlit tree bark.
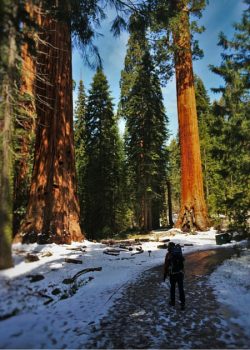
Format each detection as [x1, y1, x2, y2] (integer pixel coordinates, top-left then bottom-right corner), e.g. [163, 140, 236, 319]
[173, 1, 209, 231]
[15, 8, 83, 244]
[13, 0, 37, 234]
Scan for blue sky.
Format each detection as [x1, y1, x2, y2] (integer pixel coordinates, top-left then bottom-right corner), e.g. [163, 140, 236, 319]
[72, 0, 247, 138]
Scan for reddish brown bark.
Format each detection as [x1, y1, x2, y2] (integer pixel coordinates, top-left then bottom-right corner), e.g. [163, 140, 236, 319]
[13, 1, 37, 234]
[173, 5, 209, 231]
[15, 10, 83, 244]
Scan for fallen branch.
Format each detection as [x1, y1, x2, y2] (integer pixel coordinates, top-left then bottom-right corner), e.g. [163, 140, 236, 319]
[26, 274, 45, 282]
[62, 267, 102, 284]
[131, 250, 144, 256]
[104, 281, 128, 305]
[0, 308, 20, 321]
[66, 247, 86, 253]
[64, 258, 82, 264]
[119, 245, 133, 251]
[103, 250, 120, 256]
[26, 291, 54, 305]
[25, 253, 39, 262]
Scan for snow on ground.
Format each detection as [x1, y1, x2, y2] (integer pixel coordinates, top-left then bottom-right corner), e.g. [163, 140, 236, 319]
[209, 247, 250, 339]
[0, 228, 248, 348]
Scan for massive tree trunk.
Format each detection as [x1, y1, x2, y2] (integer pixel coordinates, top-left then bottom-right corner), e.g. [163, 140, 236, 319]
[15, 9, 83, 244]
[0, 12, 16, 269]
[13, 1, 37, 235]
[173, 3, 209, 231]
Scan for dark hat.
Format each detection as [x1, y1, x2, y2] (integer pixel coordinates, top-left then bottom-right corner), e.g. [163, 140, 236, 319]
[168, 242, 175, 251]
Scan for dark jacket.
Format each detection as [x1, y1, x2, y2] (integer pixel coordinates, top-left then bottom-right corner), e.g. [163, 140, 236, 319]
[163, 251, 185, 280]
[163, 252, 171, 280]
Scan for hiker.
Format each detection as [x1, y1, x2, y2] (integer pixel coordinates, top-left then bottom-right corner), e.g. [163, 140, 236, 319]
[163, 242, 186, 310]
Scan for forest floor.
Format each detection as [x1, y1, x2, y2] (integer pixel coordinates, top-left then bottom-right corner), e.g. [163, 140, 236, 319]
[85, 248, 250, 349]
[1, 231, 249, 349]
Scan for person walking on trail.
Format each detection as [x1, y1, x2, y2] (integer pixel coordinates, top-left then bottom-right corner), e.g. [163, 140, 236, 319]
[163, 242, 186, 310]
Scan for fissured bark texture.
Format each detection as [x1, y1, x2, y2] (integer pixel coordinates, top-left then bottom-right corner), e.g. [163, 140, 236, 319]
[16, 11, 83, 244]
[173, 7, 209, 231]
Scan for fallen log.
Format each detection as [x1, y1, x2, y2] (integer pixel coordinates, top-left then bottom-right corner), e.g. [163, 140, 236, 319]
[62, 267, 102, 284]
[64, 258, 82, 264]
[26, 274, 45, 282]
[131, 250, 144, 256]
[25, 253, 39, 262]
[41, 251, 53, 257]
[26, 291, 54, 305]
[101, 239, 116, 245]
[119, 245, 133, 251]
[157, 244, 168, 249]
[160, 238, 170, 243]
[66, 247, 86, 252]
[135, 238, 149, 242]
[103, 250, 120, 256]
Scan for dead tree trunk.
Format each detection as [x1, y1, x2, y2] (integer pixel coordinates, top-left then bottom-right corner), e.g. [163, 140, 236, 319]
[173, 3, 209, 231]
[15, 10, 83, 244]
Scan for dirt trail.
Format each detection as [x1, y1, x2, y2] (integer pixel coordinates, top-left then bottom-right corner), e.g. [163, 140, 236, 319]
[85, 248, 250, 349]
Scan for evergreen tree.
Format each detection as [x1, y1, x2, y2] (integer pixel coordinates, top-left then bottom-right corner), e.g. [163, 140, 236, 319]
[167, 137, 181, 218]
[194, 75, 217, 213]
[120, 20, 169, 231]
[85, 69, 124, 239]
[194, 75, 227, 220]
[74, 80, 87, 230]
[210, 3, 250, 233]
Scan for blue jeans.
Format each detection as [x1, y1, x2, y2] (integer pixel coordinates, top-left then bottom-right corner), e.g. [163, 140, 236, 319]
[170, 272, 185, 305]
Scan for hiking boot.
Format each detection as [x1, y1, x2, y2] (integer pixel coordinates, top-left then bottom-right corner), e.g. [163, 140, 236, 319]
[169, 301, 175, 307]
[181, 304, 185, 311]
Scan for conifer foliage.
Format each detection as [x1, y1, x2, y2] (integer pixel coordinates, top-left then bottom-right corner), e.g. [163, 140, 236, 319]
[120, 19, 169, 231]
[148, 0, 209, 231]
[0, 0, 18, 269]
[84, 69, 124, 238]
[74, 80, 87, 230]
[209, 3, 250, 233]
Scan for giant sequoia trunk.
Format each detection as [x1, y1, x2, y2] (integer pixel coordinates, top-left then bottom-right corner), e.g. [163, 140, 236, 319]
[15, 10, 83, 244]
[13, 1, 37, 234]
[173, 4, 209, 231]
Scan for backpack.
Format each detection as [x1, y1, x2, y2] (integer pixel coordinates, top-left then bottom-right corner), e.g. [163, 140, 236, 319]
[169, 244, 184, 274]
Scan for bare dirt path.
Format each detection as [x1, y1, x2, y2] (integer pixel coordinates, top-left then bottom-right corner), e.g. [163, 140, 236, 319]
[85, 248, 250, 349]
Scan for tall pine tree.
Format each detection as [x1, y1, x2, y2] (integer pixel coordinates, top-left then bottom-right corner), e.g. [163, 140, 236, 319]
[194, 75, 216, 212]
[120, 17, 169, 231]
[84, 69, 124, 239]
[167, 137, 181, 223]
[74, 80, 87, 230]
